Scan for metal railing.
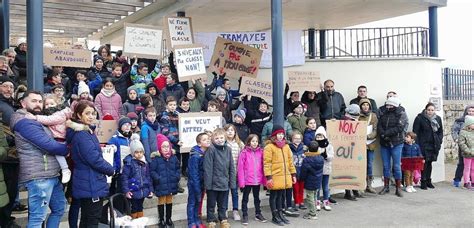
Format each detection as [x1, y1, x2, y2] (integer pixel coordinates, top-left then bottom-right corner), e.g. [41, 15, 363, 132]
[443, 68, 474, 100]
[303, 27, 430, 59]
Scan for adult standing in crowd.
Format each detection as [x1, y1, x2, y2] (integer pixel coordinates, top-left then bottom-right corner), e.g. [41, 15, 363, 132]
[10, 91, 68, 227]
[284, 84, 300, 117]
[12, 39, 27, 85]
[97, 45, 114, 72]
[0, 77, 16, 125]
[451, 104, 474, 187]
[377, 97, 407, 197]
[378, 91, 409, 133]
[350, 85, 378, 113]
[413, 102, 443, 190]
[87, 56, 111, 97]
[358, 98, 378, 194]
[317, 80, 346, 127]
[301, 90, 322, 126]
[66, 101, 114, 227]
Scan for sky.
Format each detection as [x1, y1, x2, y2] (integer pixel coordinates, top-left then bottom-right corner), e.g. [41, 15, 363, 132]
[352, 0, 473, 69]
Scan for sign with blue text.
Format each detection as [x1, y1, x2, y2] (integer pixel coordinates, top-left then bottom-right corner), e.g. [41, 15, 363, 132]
[179, 112, 223, 152]
[174, 44, 206, 81]
[44, 48, 92, 68]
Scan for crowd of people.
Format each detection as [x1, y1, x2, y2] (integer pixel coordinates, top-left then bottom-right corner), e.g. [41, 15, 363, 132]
[0, 41, 472, 228]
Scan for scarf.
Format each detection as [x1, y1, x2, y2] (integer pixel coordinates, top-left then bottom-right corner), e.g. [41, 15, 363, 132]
[101, 88, 115, 97]
[316, 138, 329, 148]
[127, 97, 139, 105]
[424, 111, 440, 132]
[145, 119, 159, 131]
[274, 139, 286, 149]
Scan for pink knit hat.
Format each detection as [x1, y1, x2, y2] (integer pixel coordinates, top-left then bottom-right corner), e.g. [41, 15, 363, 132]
[156, 134, 171, 158]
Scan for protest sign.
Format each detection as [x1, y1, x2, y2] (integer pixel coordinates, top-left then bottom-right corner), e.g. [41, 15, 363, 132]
[287, 71, 321, 92]
[239, 76, 273, 105]
[179, 112, 223, 152]
[210, 37, 262, 79]
[95, 120, 118, 143]
[123, 23, 162, 59]
[43, 48, 92, 68]
[326, 120, 367, 190]
[101, 145, 115, 183]
[174, 44, 206, 81]
[165, 16, 194, 48]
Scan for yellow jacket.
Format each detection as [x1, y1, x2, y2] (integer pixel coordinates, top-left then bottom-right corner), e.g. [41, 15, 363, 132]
[263, 142, 296, 190]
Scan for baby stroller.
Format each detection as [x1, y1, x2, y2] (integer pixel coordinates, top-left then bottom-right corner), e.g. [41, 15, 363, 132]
[100, 193, 131, 227]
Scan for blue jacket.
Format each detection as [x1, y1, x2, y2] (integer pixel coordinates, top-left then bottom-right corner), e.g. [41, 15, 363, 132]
[289, 143, 305, 179]
[107, 132, 130, 173]
[161, 83, 185, 103]
[140, 121, 160, 163]
[299, 152, 324, 191]
[66, 127, 115, 199]
[160, 110, 179, 145]
[402, 143, 423, 158]
[150, 155, 180, 197]
[187, 145, 206, 196]
[120, 155, 153, 199]
[303, 128, 316, 146]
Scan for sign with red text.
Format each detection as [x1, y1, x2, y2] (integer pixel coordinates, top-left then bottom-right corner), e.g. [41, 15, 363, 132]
[165, 16, 194, 48]
[179, 112, 223, 152]
[44, 48, 92, 68]
[210, 37, 262, 79]
[287, 71, 321, 92]
[326, 120, 367, 190]
[239, 76, 273, 105]
[123, 23, 163, 59]
[174, 44, 206, 81]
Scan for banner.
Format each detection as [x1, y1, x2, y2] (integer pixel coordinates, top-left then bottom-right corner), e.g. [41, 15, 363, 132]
[287, 71, 321, 92]
[123, 23, 162, 59]
[239, 76, 273, 105]
[195, 30, 305, 68]
[209, 37, 262, 79]
[326, 120, 367, 190]
[95, 120, 118, 143]
[43, 48, 92, 68]
[179, 112, 223, 152]
[174, 44, 206, 81]
[165, 16, 194, 48]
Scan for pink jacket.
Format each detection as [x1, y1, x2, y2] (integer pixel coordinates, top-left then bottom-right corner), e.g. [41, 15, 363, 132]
[36, 107, 72, 139]
[94, 91, 123, 120]
[237, 146, 266, 188]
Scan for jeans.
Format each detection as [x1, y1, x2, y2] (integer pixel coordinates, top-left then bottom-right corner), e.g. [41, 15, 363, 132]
[206, 190, 229, 222]
[241, 185, 261, 216]
[79, 198, 104, 228]
[454, 149, 464, 182]
[187, 189, 202, 226]
[269, 190, 284, 212]
[317, 175, 330, 201]
[304, 190, 317, 216]
[367, 150, 375, 176]
[24, 177, 66, 228]
[381, 144, 403, 180]
[230, 188, 239, 211]
[68, 198, 81, 228]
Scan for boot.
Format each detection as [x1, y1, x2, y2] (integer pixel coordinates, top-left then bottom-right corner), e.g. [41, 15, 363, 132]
[353, 190, 364, 198]
[271, 210, 284, 226]
[427, 179, 435, 189]
[278, 210, 290, 224]
[395, 180, 403, 197]
[378, 178, 390, 195]
[165, 204, 174, 228]
[158, 205, 166, 228]
[365, 176, 377, 194]
[344, 190, 357, 201]
[420, 180, 428, 190]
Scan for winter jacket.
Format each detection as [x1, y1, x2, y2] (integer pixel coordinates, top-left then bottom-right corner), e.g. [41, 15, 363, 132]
[301, 91, 322, 126]
[289, 143, 306, 179]
[161, 83, 185, 103]
[215, 78, 241, 105]
[320, 145, 335, 175]
[13, 47, 27, 69]
[146, 83, 166, 115]
[218, 99, 241, 124]
[358, 111, 378, 151]
[203, 143, 236, 191]
[66, 124, 114, 199]
[0, 128, 9, 207]
[87, 67, 111, 96]
[160, 110, 180, 146]
[237, 146, 266, 187]
[35, 107, 72, 139]
[377, 106, 408, 148]
[0, 94, 15, 125]
[94, 90, 123, 120]
[303, 128, 316, 147]
[451, 104, 474, 141]
[458, 118, 474, 158]
[130, 64, 160, 96]
[140, 121, 160, 163]
[122, 100, 142, 116]
[227, 140, 244, 174]
[244, 100, 271, 135]
[153, 74, 167, 91]
[261, 120, 293, 143]
[187, 145, 206, 196]
[150, 154, 180, 197]
[189, 81, 206, 112]
[317, 91, 346, 121]
[377, 105, 409, 133]
[120, 155, 153, 199]
[402, 143, 423, 158]
[350, 97, 378, 113]
[413, 111, 443, 162]
[299, 151, 324, 191]
[112, 72, 131, 103]
[234, 122, 250, 143]
[263, 142, 296, 190]
[287, 114, 307, 135]
[107, 131, 131, 173]
[11, 110, 68, 184]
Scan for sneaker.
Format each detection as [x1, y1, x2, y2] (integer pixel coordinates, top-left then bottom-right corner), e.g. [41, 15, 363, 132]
[453, 180, 461, 188]
[233, 210, 241, 221]
[241, 215, 249, 225]
[287, 207, 298, 213]
[329, 197, 337, 204]
[283, 208, 299, 217]
[303, 213, 318, 220]
[255, 213, 267, 223]
[61, 169, 71, 184]
[315, 200, 321, 211]
[298, 204, 307, 210]
[322, 200, 332, 211]
[464, 183, 473, 190]
[411, 186, 417, 193]
[405, 186, 413, 193]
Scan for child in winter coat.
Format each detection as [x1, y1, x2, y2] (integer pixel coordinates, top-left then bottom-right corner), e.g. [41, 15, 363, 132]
[303, 117, 318, 146]
[186, 78, 206, 112]
[402, 132, 423, 193]
[287, 101, 308, 135]
[215, 87, 241, 123]
[233, 108, 250, 142]
[263, 125, 297, 226]
[127, 112, 141, 134]
[121, 134, 153, 219]
[150, 134, 180, 227]
[458, 116, 474, 189]
[140, 107, 160, 163]
[130, 58, 160, 96]
[237, 134, 267, 225]
[177, 97, 191, 113]
[94, 78, 122, 120]
[70, 81, 93, 112]
[153, 63, 170, 91]
[204, 128, 236, 228]
[146, 83, 166, 115]
[107, 117, 133, 194]
[315, 126, 334, 211]
[161, 73, 185, 102]
[290, 131, 306, 210]
[122, 86, 143, 116]
[224, 124, 244, 221]
[160, 96, 184, 176]
[111, 62, 130, 103]
[187, 133, 211, 228]
[299, 141, 324, 220]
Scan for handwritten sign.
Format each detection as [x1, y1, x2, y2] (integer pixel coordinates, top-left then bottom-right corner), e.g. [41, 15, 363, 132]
[239, 76, 273, 105]
[326, 120, 367, 190]
[165, 17, 194, 48]
[179, 112, 223, 152]
[123, 23, 162, 59]
[210, 37, 262, 79]
[101, 145, 115, 183]
[174, 44, 206, 81]
[287, 71, 321, 92]
[95, 120, 118, 143]
[43, 48, 92, 68]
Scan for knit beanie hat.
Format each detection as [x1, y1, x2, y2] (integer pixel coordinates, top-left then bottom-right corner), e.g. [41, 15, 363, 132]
[127, 112, 139, 121]
[156, 134, 172, 158]
[291, 101, 303, 112]
[77, 81, 90, 95]
[345, 104, 361, 118]
[118, 117, 132, 129]
[94, 55, 104, 64]
[385, 96, 401, 107]
[464, 115, 474, 127]
[271, 124, 285, 138]
[129, 133, 145, 154]
[216, 87, 226, 96]
[358, 98, 372, 109]
[234, 108, 246, 121]
[17, 37, 26, 46]
[315, 126, 327, 138]
[127, 85, 138, 95]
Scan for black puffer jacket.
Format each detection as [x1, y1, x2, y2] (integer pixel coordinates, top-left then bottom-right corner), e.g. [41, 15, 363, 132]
[377, 106, 408, 147]
[413, 111, 443, 161]
[301, 91, 322, 126]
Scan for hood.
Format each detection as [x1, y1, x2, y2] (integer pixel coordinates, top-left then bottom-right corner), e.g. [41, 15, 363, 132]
[456, 104, 474, 122]
[66, 121, 90, 144]
[463, 116, 474, 129]
[146, 83, 160, 95]
[315, 126, 327, 138]
[304, 151, 321, 157]
[301, 91, 316, 103]
[359, 98, 372, 110]
[190, 145, 206, 156]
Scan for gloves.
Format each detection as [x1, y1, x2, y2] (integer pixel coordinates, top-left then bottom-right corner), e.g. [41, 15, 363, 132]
[266, 179, 274, 189]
